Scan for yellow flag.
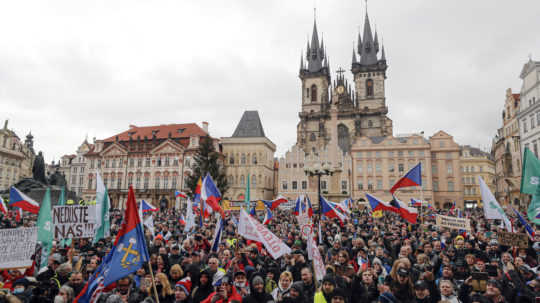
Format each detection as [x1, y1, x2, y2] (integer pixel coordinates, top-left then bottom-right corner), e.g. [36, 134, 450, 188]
[372, 210, 383, 218]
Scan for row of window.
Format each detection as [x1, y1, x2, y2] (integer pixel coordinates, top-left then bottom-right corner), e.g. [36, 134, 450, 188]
[522, 111, 540, 133]
[87, 157, 181, 170]
[461, 165, 486, 173]
[356, 177, 428, 191]
[431, 163, 454, 175]
[87, 174, 179, 190]
[525, 141, 539, 159]
[228, 174, 272, 187]
[356, 160, 425, 175]
[465, 187, 478, 195]
[227, 153, 259, 165]
[432, 180, 455, 192]
[355, 150, 426, 158]
[0, 167, 17, 181]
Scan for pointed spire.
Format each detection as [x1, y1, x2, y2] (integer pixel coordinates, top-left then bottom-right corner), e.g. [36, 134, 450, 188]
[300, 51, 304, 71]
[306, 39, 310, 59]
[381, 44, 386, 61]
[352, 47, 357, 64]
[374, 29, 380, 53]
[307, 17, 324, 72]
[357, 30, 362, 55]
[359, 8, 378, 65]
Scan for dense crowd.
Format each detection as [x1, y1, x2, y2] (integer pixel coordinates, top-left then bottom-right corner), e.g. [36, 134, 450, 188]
[1, 203, 540, 303]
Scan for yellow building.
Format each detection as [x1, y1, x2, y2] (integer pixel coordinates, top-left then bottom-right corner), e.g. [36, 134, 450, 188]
[460, 145, 496, 209]
[222, 111, 276, 203]
[0, 120, 35, 190]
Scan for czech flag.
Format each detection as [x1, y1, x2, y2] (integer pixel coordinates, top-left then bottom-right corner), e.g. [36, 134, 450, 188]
[210, 216, 224, 252]
[262, 195, 288, 210]
[358, 257, 369, 271]
[175, 190, 187, 199]
[178, 214, 186, 225]
[513, 207, 536, 240]
[320, 195, 347, 223]
[0, 196, 7, 215]
[9, 186, 40, 214]
[263, 206, 273, 225]
[410, 198, 422, 207]
[331, 199, 351, 215]
[389, 163, 422, 194]
[201, 173, 225, 218]
[388, 196, 418, 224]
[250, 205, 257, 217]
[140, 200, 158, 213]
[366, 193, 399, 214]
[293, 196, 303, 216]
[449, 201, 456, 215]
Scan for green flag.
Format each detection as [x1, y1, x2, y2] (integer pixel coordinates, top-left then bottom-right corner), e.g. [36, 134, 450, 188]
[521, 148, 540, 194]
[57, 187, 72, 248]
[94, 173, 110, 244]
[521, 148, 540, 223]
[245, 175, 250, 211]
[37, 188, 53, 270]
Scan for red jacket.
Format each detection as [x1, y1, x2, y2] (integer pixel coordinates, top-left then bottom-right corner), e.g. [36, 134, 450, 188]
[201, 286, 242, 303]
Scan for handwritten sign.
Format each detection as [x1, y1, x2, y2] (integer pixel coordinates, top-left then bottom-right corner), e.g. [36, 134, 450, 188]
[0, 227, 37, 269]
[52, 205, 96, 239]
[436, 214, 471, 231]
[497, 231, 528, 248]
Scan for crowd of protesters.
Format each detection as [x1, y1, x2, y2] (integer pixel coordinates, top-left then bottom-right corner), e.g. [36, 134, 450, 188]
[1, 202, 540, 303]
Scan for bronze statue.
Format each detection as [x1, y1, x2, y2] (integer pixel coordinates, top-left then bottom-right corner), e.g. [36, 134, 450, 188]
[32, 151, 48, 184]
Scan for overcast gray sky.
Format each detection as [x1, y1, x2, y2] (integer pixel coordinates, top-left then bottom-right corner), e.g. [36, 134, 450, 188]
[2, 0, 539, 162]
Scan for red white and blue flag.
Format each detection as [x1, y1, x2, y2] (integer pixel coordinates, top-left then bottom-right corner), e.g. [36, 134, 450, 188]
[140, 200, 158, 213]
[178, 214, 186, 225]
[389, 163, 422, 194]
[513, 207, 536, 240]
[320, 195, 347, 223]
[210, 216, 224, 252]
[262, 195, 288, 210]
[201, 173, 225, 218]
[175, 190, 187, 199]
[449, 201, 456, 215]
[249, 204, 257, 217]
[15, 207, 22, 222]
[263, 206, 273, 225]
[74, 186, 149, 303]
[358, 257, 369, 271]
[0, 196, 7, 215]
[410, 198, 423, 207]
[366, 193, 399, 214]
[9, 186, 40, 214]
[389, 196, 418, 224]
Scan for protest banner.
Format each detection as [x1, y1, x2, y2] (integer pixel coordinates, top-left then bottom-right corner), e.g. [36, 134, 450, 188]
[238, 209, 291, 259]
[497, 231, 528, 248]
[436, 214, 471, 231]
[0, 227, 37, 269]
[52, 205, 96, 239]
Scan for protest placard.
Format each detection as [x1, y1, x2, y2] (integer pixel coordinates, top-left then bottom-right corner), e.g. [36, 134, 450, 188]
[497, 231, 528, 248]
[436, 214, 471, 231]
[0, 227, 37, 269]
[52, 205, 96, 239]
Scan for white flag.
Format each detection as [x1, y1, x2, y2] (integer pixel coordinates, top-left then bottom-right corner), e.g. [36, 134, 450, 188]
[238, 209, 291, 259]
[479, 176, 512, 232]
[144, 214, 155, 237]
[95, 173, 106, 231]
[184, 199, 195, 232]
[307, 230, 325, 281]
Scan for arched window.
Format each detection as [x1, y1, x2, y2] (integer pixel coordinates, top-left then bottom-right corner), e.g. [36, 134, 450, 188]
[366, 79, 374, 97]
[241, 154, 246, 164]
[311, 85, 317, 102]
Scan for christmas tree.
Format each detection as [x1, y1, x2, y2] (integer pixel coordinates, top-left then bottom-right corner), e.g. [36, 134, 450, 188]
[185, 137, 228, 197]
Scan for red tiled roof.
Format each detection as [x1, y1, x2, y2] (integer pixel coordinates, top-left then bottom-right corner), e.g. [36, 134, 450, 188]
[103, 123, 208, 142]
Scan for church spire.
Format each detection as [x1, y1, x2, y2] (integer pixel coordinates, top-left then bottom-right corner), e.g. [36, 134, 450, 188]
[357, 30, 362, 56]
[300, 51, 304, 71]
[374, 29, 380, 53]
[359, 11, 378, 65]
[381, 44, 386, 61]
[307, 17, 324, 72]
[352, 46, 358, 64]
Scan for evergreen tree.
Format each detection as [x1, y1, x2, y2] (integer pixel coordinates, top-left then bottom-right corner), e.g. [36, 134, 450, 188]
[185, 137, 228, 197]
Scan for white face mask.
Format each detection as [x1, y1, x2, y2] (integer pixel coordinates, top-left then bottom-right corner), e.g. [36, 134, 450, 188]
[54, 295, 65, 303]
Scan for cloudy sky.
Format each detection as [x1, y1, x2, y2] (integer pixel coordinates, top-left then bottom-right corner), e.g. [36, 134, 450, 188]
[2, 0, 539, 162]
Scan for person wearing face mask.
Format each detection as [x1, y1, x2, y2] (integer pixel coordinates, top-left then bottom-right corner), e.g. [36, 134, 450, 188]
[98, 276, 145, 303]
[243, 275, 274, 303]
[12, 278, 30, 303]
[53, 285, 74, 303]
[232, 271, 249, 298]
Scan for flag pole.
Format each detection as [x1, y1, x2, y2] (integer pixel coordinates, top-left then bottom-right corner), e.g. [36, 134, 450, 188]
[147, 262, 161, 303]
[420, 185, 424, 225]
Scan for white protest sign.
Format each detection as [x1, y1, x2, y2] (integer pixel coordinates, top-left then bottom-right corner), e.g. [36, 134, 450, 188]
[307, 230, 325, 281]
[436, 214, 471, 231]
[238, 209, 291, 259]
[0, 227, 37, 269]
[52, 205, 96, 239]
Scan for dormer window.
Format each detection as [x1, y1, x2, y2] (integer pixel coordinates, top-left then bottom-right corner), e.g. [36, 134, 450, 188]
[177, 128, 185, 134]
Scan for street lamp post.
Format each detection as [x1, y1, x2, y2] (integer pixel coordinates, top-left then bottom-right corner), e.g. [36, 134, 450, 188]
[304, 162, 335, 219]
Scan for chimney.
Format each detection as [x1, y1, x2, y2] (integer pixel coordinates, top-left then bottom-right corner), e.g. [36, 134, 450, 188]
[202, 121, 209, 133]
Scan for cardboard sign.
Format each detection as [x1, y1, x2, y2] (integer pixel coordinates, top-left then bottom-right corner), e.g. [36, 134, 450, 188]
[497, 231, 529, 248]
[0, 227, 37, 269]
[436, 214, 471, 231]
[52, 205, 96, 239]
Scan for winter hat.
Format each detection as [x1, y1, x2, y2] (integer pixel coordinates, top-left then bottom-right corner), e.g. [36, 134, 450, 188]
[251, 275, 264, 286]
[176, 277, 192, 296]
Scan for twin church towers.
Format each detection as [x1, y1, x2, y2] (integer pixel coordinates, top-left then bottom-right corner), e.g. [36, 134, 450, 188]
[297, 9, 393, 156]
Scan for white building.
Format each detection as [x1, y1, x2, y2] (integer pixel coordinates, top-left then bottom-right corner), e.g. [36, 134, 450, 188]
[518, 58, 540, 157]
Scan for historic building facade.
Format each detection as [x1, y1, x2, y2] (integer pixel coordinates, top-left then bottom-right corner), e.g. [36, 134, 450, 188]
[221, 111, 276, 203]
[460, 145, 495, 209]
[492, 89, 522, 207]
[518, 59, 540, 158]
[59, 122, 216, 208]
[0, 120, 35, 190]
[277, 11, 464, 209]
